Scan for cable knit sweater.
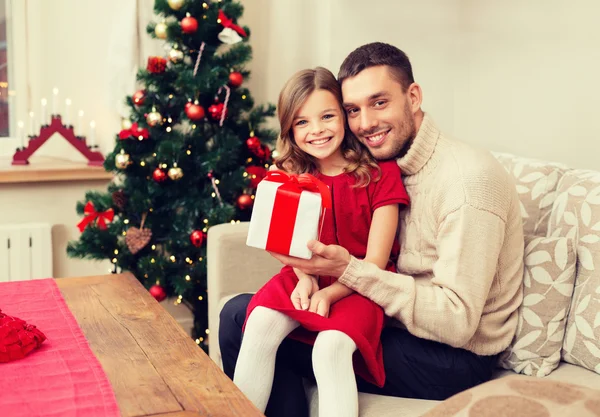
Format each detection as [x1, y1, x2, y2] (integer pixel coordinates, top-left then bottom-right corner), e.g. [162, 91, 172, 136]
[339, 114, 525, 355]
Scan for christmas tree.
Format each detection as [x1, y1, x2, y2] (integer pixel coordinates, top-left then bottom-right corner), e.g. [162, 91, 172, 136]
[67, 0, 275, 351]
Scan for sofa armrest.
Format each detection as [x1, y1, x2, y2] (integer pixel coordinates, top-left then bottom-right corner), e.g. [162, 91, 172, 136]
[207, 222, 282, 366]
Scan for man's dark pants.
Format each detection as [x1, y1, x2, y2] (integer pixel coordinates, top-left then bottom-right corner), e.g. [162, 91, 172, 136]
[219, 294, 498, 417]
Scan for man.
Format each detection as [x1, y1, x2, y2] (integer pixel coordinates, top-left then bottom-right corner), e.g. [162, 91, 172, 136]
[219, 42, 524, 417]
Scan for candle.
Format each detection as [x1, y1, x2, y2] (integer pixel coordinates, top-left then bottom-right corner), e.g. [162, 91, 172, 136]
[89, 120, 96, 148]
[52, 87, 58, 115]
[77, 110, 84, 136]
[65, 98, 72, 126]
[41, 98, 47, 125]
[17, 120, 24, 148]
[28, 111, 35, 136]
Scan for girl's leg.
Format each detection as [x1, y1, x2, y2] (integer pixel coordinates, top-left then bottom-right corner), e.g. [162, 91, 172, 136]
[233, 306, 300, 412]
[312, 330, 359, 417]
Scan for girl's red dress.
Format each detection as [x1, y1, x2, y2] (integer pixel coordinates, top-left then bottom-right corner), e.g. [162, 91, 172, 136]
[244, 160, 409, 387]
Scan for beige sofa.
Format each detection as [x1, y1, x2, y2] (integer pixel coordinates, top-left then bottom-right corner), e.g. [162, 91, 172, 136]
[207, 151, 600, 416]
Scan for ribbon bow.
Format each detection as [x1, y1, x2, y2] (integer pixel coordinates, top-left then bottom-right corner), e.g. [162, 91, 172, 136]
[77, 202, 115, 232]
[119, 123, 149, 140]
[264, 170, 332, 208]
[218, 10, 247, 37]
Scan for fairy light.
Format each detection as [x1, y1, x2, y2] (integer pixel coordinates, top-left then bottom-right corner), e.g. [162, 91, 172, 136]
[195, 339, 200, 344]
[112, 258, 117, 263]
[242, 95, 247, 100]
[151, 258, 156, 263]
[211, 192, 216, 198]
[199, 257, 204, 262]
[170, 255, 176, 262]
[185, 257, 191, 263]
[215, 179, 220, 185]
[202, 2, 208, 8]
[230, 220, 235, 224]
[203, 219, 209, 224]
[124, 219, 129, 224]
[167, 117, 173, 123]
[169, 94, 174, 99]
[198, 296, 203, 301]
[144, 274, 149, 278]
[205, 329, 210, 335]
[217, 18, 221, 23]
[166, 127, 172, 132]
[153, 153, 157, 157]
[202, 227, 208, 233]
[243, 172, 249, 177]
[186, 150, 191, 155]
[161, 163, 168, 169]
[149, 208, 153, 212]
[192, 124, 197, 129]
[122, 231, 127, 236]
[140, 161, 146, 166]
[151, 244, 156, 250]
[247, 157, 253, 163]
[114, 249, 119, 255]
[185, 275, 191, 281]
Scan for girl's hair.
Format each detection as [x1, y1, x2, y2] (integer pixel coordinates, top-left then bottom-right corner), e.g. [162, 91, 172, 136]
[274, 66, 380, 187]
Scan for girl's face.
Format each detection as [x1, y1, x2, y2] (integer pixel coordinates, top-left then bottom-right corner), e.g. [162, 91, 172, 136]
[291, 89, 345, 167]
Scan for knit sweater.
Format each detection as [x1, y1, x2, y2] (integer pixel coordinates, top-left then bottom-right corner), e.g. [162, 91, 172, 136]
[338, 114, 525, 356]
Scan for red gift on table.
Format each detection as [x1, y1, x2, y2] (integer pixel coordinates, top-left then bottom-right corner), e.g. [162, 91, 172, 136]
[246, 170, 332, 259]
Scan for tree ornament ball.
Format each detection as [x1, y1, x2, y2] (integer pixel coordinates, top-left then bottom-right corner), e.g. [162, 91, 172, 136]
[228, 71, 243, 88]
[246, 136, 261, 150]
[168, 48, 184, 63]
[190, 230, 204, 247]
[115, 151, 131, 169]
[208, 103, 226, 120]
[181, 15, 198, 34]
[155, 22, 168, 39]
[146, 110, 163, 127]
[167, 0, 185, 10]
[185, 102, 205, 121]
[237, 194, 253, 210]
[153, 168, 168, 183]
[149, 284, 167, 302]
[168, 165, 184, 180]
[121, 119, 133, 130]
[132, 90, 146, 106]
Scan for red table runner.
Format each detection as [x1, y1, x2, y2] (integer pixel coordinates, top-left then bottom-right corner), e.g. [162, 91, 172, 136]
[0, 278, 120, 417]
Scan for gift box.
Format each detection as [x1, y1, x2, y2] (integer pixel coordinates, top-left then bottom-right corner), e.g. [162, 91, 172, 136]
[246, 170, 332, 259]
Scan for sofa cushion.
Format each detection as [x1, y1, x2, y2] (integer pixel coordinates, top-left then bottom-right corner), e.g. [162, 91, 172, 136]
[494, 152, 568, 237]
[422, 375, 600, 417]
[499, 235, 577, 377]
[548, 169, 600, 374]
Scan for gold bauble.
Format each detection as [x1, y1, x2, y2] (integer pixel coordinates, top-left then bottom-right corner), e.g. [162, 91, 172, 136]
[115, 150, 131, 169]
[167, 0, 185, 10]
[168, 164, 184, 180]
[155, 22, 168, 39]
[121, 119, 133, 130]
[168, 48, 184, 63]
[146, 110, 163, 127]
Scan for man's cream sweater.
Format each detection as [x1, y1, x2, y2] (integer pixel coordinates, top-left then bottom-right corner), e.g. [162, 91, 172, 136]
[339, 114, 525, 355]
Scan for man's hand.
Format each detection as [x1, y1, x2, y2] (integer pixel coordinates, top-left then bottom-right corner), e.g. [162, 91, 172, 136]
[270, 240, 351, 278]
[308, 288, 334, 318]
[291, 273, 319, 310]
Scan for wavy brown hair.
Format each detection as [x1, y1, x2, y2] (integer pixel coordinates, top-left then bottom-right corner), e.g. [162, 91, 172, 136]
[275, 67, 380, 187]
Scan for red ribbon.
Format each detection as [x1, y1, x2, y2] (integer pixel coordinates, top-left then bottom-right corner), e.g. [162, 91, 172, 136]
[77, 202, 115, 232]
[263, 171, 331, 255]
[218, 10, 247, 37]
[119, 123, 149, 140]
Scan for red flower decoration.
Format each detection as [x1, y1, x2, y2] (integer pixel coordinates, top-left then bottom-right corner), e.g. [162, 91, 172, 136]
[0, 309, 46, 363]
[119, 123, 149, 140]
[147, 56, 167, 73]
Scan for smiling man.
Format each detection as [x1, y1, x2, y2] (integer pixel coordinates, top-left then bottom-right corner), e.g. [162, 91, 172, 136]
[219, 42, 525, 417]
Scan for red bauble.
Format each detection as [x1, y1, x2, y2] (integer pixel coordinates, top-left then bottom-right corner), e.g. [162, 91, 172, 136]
[185, 103, 205, 121]
[152, 168, 167, 183]
[133, 90, 146, 106]
[246, 136, 261, 150]
[246, 165, 267, 188]
[228, 71, 244, 88]
[237, 194, 253, 210]
[190, 230, 205, 247]
[181, 15, 198, 34]
[147, 56, 167, 73]
[149, 284, 167, 302]
[208, 103, 227, 120]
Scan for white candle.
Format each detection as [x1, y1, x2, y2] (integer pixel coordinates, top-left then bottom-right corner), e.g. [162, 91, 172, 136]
[77, 110, 84, 136]
[89, 120, 96, 148]
[17, 120, 24, 148]
[52, 87, 58, 115]
[28, 111, 35, 136]
[41, 98, 47, 125]
[65, 98, 72, 126]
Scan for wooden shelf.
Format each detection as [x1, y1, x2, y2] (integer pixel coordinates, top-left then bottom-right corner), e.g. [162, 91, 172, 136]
[0, 156, 114, 184]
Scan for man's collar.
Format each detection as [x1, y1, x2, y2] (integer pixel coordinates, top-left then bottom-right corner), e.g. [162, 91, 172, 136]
[396, 113, 439, 176]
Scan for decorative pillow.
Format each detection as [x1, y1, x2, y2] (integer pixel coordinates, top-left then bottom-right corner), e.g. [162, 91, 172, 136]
[494, 152, 567, 237]
[0, 309, 47, 362]
[499, 235, 576, 377]
[548, 169, 600, 374]
[422, 376, 600, 417]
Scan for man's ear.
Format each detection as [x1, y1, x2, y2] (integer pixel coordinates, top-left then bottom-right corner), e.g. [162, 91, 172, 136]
[407, 83, 423, 114]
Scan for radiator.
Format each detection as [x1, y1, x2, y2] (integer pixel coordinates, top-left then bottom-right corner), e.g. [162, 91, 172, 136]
[0, 223, 53, 282]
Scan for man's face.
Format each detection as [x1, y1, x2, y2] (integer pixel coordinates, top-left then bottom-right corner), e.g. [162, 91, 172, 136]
[341, 65, 416, 160]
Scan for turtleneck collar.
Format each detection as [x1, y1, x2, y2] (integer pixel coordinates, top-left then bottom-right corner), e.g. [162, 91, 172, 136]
[396, 112, 439, 176]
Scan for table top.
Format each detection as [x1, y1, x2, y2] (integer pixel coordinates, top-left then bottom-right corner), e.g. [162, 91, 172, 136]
[57, 273, 264, 417]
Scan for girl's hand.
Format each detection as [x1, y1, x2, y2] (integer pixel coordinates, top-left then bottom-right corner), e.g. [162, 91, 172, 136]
[291, 270, 319, 310]
[308, 289, 333, 318]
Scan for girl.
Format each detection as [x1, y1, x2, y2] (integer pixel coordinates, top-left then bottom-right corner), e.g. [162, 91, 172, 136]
[233, 67, 409, 417]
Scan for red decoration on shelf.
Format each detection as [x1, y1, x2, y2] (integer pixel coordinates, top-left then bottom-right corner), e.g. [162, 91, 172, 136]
[228, 71, 243, 87]
[119, 123, 149, 140]
[218, 10, 247, 37]
[181, 15, 198, 34]
[185, 102, 205, 121]
[149, 284, 167, 302]
[246, 165, 267, 188]
[12, 116, 105, 166]
[77, 201, 115, 232]
[152, 168, 168, 183]
[237, 193, 253, 210]
[147, 56, 167, 73]
[133, 90, 146, 106]
[190, 230, 205, 247]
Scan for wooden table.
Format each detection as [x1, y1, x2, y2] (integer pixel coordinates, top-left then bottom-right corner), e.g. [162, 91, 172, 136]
[57, 273, 264, 417]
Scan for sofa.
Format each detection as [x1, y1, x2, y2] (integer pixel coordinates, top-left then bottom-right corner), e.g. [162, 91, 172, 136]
[207, 151, 600, 416]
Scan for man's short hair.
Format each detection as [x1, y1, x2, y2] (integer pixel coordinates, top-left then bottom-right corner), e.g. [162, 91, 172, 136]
[338, 42, 415, 91]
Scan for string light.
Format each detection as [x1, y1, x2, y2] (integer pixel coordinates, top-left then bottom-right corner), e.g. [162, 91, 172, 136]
[202, 227, 208, 233]
[185, 275, 191, 281]
[140, 161, 146, 166]
[169, 94, 174, 99]
[167, 117, 173, 123]
[149, 208, 154, 212]
[138, 135, 144, 141]
[170, 255, 176, 262]
[230, 220, 235, 224]
[114, 249, 119, 254]
[151, 244, 156, 250]
[151, 258, 156, 263]
[198, 296, 203, 301]
[202, 2, 209, 8]
[198, 257, 204, 262]
[205, 329, 210, 335]
[124, 219, 129, 224]
[166, 127, 172, 132]
[153, 153, 157, 157]
[112, 258, 117, 263]
[215, 179, 220, 185]
[246, 157, 253, 163]
[192, 124, 197, 129]
[161, 163, 168, 169]
[242, 95, 246, 100]
[211, 192, 216, 198]
[243, 172, 249, 177]
[195, 339, 200, 344]
[203, 219, 209, 224]
[122, 231, 127, 236]
[185, 257, 191, 263]
[186, 150, 191, 155]
[144, 274, 148, 278]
